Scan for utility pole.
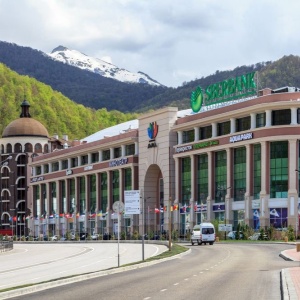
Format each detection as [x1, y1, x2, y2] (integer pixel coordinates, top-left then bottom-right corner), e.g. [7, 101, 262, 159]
[169, 196, 172, 251]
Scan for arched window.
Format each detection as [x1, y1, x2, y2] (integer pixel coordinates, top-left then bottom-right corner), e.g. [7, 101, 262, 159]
[6, 143, 12, 153]
[14, 143, 22, 153]
[44, 144, 49, 153]
[1, 144, 4, 154]
[25, 143, 33, 152]
[35, 143, 42, 153]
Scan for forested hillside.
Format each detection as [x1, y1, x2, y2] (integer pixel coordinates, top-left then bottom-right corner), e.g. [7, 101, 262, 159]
[0, 64, 138, 140]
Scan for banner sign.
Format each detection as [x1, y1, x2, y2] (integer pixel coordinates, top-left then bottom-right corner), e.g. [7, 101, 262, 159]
[190, 72, 257, 112]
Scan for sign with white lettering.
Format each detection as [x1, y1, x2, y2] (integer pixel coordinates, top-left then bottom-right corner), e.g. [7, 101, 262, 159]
[124, 190, 140, 214]
[230, 132, 253, 143]
[109, 158, 128, 168]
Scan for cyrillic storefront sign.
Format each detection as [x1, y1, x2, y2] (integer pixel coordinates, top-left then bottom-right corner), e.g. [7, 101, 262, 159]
[230, 132, 253, 143]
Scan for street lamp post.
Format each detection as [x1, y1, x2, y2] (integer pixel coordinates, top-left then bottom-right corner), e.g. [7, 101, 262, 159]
[141, 195, 151, 261]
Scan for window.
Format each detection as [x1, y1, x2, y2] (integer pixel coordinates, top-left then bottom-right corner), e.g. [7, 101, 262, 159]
[102, 150, 110, 161]
[270, 141, 288, 198]
[71, 157, 78, 168]
[217, 121, 230, 136]
[112, 170, 119, 203]
[81, 155, 88, 165]
[44, 164, 49, 174]
[124, 168, 132, 190]
[181, 157, 191, 206]
[100, 173, 108, 213]
[236, 116, 250, 132]
[197, 154, 208, 204]
[114, 147, 121, 159]
[125, 144, 135, 156]
[270, 208, 287, 228]
[214, 151, 227, 203]
[200, 126, 212, 140]
[91, 152, 99, 163]
[253, 144, 261, 199]
[233, 147, 246, 201]
[256, 113, 266, 128]
[52, 162, 59, 172]
[182, 130, 194, 143]
[61, 160, 68, 170]
[272, 109, 291, 126]
[36, 166, 41, 175]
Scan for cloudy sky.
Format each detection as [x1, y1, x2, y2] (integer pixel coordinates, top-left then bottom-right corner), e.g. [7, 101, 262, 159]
[0, 0, 299, 87]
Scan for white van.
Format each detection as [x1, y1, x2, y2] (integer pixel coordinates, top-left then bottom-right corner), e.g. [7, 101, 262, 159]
[191, 222, 215, 245]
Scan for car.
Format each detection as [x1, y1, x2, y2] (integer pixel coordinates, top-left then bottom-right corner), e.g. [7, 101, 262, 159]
[248, 232, 261, 240]
[51, 235, 58, 241]
[227, 231, 243, 240]
[91, 233, 99, 240]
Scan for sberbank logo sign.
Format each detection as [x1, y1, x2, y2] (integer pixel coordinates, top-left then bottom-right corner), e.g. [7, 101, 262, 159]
[190, 72, 257, 113]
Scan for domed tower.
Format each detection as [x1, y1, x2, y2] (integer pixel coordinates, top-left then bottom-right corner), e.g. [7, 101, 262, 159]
[0, 100, 49, 236]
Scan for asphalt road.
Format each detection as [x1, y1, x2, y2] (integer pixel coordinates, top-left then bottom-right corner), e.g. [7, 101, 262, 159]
[2, 243, 300, 300]
[0, 242, 168, 290]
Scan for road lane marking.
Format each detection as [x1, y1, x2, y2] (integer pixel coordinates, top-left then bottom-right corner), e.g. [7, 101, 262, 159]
[161, 289, 167, 292]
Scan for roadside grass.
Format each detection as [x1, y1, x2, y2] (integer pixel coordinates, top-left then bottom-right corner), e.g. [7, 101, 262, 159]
[0, 243, 188, 294]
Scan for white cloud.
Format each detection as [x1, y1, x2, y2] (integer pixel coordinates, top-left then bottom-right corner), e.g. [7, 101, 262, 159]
[0, 0, 300, 87]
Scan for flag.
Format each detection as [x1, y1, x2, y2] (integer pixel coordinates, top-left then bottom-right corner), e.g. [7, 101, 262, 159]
[97, 210, 102, 217]
[76, 212, 80, 218]
[49, 215, 54, 219]
[155, 208, 160, 213]
[164, 206, 167, 211]
[13, 216, 17, 222]
[173, 204, 178, 211]
[59, 213, 64, 218]
[26, 215, 30, 220]
[270, 208, 279, 217]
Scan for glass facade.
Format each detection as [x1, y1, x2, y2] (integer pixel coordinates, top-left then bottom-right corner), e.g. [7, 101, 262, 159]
[236, 116, 250, 132]
[79, 177, 85, 214]
[100, 173, 108, 213]
[69, 178, 75, 213]
[200, 126, 212, 140]
[214, 151, 227, 203]
[217, 121, 230, 136]
[233, 147, 246, 201]
[253, 144, 261, 200]
[270, 141, 288, 198]
[256, 113, 265, 128]
[182, 130, 194, 144]
[181, 157, 191, 206]
[89, 174, 96, 213]
[272, 109, 291, 126]
[124, 168, 132, 190]
[112, 170, 119, 203]
[61, 180, 67, 214]
[196, 154, 208, 204]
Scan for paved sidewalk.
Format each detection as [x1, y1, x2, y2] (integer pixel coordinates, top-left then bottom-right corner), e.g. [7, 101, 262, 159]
[281, 245, 300, 300]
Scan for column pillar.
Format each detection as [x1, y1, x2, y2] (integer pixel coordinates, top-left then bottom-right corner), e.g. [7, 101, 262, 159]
[230, 118, 236, 134]
[194, 127, 199, 141]
[250, 113, 256, 129]
[212, 123, 217, 138]
[178, 131, 183, 145]
[190, 154, 195, 227]
[265, 110, 272, 127]
[291, 107, 298, 125]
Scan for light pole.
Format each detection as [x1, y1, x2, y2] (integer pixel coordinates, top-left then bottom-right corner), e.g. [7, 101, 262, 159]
[141, 195, 151, 261]
[295, 170, 299, 240]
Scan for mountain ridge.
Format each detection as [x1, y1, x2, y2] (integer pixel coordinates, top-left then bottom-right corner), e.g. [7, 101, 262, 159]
[48, 45, 163, 86]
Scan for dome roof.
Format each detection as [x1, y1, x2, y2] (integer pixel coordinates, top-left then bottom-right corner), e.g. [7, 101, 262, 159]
[2, 118, 49, 138]
[2, 99, 49, 138]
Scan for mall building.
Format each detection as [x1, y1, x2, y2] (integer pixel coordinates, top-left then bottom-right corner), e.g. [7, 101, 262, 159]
[1, 74, 300, 237]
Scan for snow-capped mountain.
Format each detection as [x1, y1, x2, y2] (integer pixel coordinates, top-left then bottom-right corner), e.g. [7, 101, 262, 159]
[47, 46, 162, 86]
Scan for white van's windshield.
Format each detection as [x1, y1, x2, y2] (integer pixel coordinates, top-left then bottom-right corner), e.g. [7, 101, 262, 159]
[202, 228, 214, 234]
